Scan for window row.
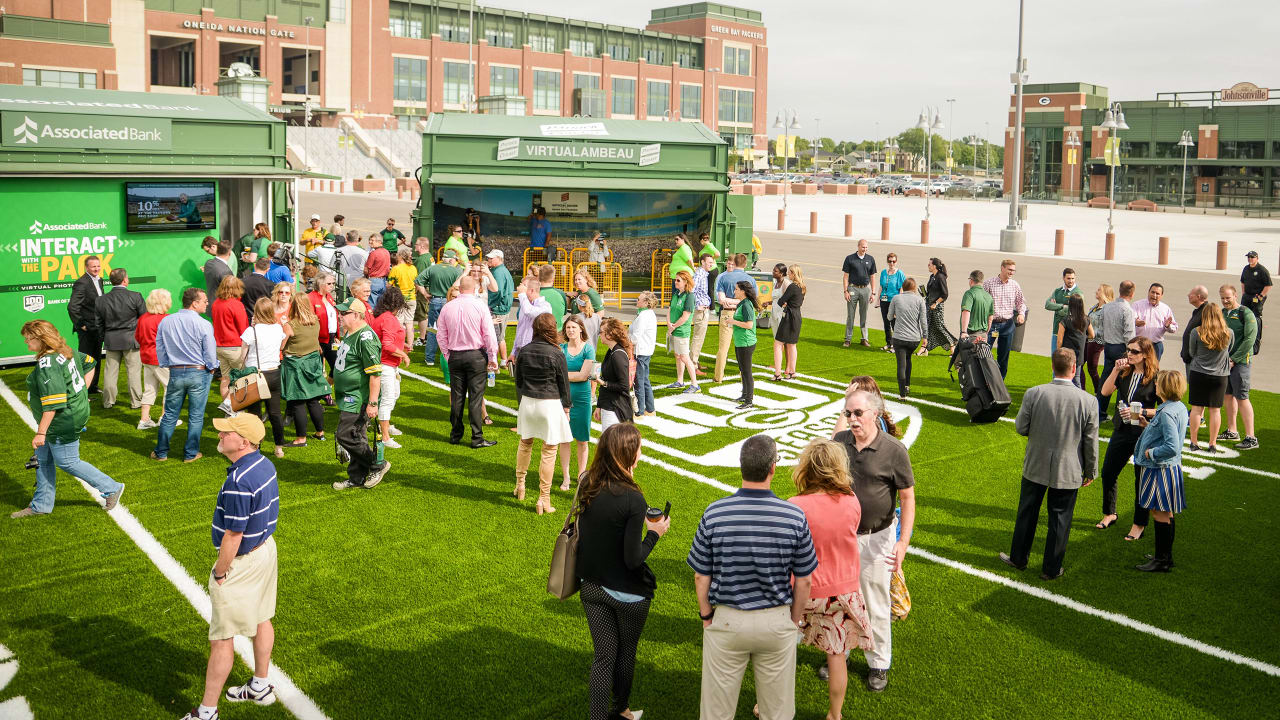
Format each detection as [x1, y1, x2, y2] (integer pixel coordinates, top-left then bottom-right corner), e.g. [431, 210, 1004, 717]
[22, 68, 97, 89]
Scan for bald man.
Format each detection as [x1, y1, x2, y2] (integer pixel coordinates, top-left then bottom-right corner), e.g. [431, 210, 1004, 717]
[1180, 285, 1209, 368]
[436, 274, 499, 448]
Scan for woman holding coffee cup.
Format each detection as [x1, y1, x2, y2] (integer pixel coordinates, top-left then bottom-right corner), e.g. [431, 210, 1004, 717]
[1095, 336, 1160, 539]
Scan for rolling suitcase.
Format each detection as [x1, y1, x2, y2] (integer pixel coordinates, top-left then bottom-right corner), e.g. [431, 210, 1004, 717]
[948, 337, 1011, 423]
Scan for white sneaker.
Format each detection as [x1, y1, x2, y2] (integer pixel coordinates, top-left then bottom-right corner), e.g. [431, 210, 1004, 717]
[225, 680, 276, 705]
[388, 424, 403, 436]
[382, 437, 402, 449]
[137, 419, 157, 430]
[333, 479, 356, 490]
[179, 710, 218, 720]
[364, 460, 392, 488]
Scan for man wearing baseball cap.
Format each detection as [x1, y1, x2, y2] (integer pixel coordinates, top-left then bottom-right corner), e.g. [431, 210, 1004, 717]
[486, 249, 515, 363]
[1241, 251, 1271, 355]
[181, 412, 280, 718]
[300, 214, 328, 262]
[331, 297, 392, 490]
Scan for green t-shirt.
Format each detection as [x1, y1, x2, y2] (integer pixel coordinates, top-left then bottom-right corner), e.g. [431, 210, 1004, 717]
[332, 325, 383, 413]
[413, 251, 433, 275]
[669, 244, 695, 280]
[698, 243, 721, 259]
[1224, 306, 1258, 363]
[669, 291, 694, 338]
[961, 286, 995, 332]
[573, 288, 604, 313]
[421, 264, 464, 298]
[489, 264, 515, 315]
[541, 287, 567, 330]
[733, 301, 758, 347]
[233, 232, 257, 270]
[27, 351, 93, 444]
[442, 236, 469, 262]
[380, 228, 404, 254]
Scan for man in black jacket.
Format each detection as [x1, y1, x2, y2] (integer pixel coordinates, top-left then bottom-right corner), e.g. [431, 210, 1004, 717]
[201, 236, 235, 303]
[96, 268, 147, 409]
[242, 257, 275, 316]
[1180, 285, 1208, 367]
[67, 255, 106, 394]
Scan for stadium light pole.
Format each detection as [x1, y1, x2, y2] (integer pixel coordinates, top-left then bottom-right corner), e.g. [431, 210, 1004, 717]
[1001, 0, 1028, 252]
[945, 98, 956, 174]
[915, 106, 944, 220]
[1178, 130, 1196, 208]
[1065, 130, 1081, 203]
[1101, 101, 1129, 234]
[773, 109, 801, 213]
[303, 16, 313, 170]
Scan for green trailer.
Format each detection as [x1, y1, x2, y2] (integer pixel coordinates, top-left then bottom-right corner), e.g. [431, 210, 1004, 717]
[0, 85, 304, 365]
[410, 114, 753, 272]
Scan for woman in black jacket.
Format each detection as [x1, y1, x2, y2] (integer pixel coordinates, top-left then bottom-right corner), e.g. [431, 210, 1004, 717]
[592, 318, 634, 430]
[921, 257, 958, 355]
[575, 423, 670, 720]
[513, 312, 573, 514]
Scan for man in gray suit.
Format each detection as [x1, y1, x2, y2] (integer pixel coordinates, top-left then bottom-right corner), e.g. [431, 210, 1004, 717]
[1000, 348, 1099, 580]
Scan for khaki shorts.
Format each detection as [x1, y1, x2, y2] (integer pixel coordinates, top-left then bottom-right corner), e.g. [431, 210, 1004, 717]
[208, 535, 278, 641]
[492, 310, 511, 339]
[671, 335, 691, 356]
[216, 346, 243, 377]
[414, 295, 430, 321]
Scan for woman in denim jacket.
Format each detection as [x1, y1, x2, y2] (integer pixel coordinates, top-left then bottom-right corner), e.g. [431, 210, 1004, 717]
[1132, 370, 1190, 573]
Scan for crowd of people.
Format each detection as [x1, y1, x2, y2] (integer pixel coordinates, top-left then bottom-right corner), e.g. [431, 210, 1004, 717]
[11, 208, 1272, 720]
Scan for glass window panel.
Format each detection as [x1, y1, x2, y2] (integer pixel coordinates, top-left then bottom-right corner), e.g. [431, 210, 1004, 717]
[647, 81, 669, 118]
[439, 23, 469, 42]
[574, 74, 599, 90]
[611, 77, 635, 115]
[489, 66, 519, 96]
[443, 62, 475, 105]
[529, 35, 555, 53]
[737, 48, 750, 75]
[569, 39, 596, 57]
[534, 70, 561, 111]
[680, 84, 701, 118]
[736, 89, 753, 123]
[723, 46, 736, 74]
[718, 88, 735, 123]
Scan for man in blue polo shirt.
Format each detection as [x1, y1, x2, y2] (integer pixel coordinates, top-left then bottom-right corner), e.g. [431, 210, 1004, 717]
[688, 434, 816, 720]
[713, 253, 757, 382]
[181, 413, 280, 720]
[528, 207, 552, 253]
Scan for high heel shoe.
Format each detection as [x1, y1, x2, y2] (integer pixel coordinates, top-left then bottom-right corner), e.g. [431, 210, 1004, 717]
[559, 479, 571, 492]
[772, 373, 783, 381]
[513, 483, 526, 501]
[535, 499, 557, 515]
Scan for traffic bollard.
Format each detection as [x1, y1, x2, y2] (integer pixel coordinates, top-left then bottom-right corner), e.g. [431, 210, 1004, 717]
[1105, 233, 1115, 261]
[962, 223, 972, 248]
[1158, 237, 1170, 266]
[1055, 229, 1065, 256]
[844, 214, 853, 237]
[920, 220, 929, 245]
[881, 217, 890, 241]
[810, 212, 818, 234]
[777, 208, 786, 231]
[1216, 241, 1228, 270]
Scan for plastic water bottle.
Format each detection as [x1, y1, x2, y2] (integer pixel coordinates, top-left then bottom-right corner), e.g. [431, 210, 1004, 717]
[487, 370, 496, 388]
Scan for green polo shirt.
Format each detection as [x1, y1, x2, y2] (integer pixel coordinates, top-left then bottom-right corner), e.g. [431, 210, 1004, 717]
[421, 263, 463, 298]
[413, 251, 433, 275]
[669, 291, 694, 338]
[733, 301, 757, 347]
[961, 285, 995, 333]
[541, 287, 567, 330]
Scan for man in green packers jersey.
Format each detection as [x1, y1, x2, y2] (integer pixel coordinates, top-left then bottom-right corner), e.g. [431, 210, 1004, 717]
[15, 320, 124, 518]
[331, 298, 392, 490]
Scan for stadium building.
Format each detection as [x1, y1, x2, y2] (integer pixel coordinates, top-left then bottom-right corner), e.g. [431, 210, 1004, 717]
[1005, 81, 1280, 211]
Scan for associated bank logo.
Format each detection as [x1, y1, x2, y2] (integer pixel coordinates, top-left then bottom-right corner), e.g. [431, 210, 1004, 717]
[638, 374, 921, 467]
[23, 295, 45, 313]
[12, 116, 37, 144]
[29, 220, 43, 235]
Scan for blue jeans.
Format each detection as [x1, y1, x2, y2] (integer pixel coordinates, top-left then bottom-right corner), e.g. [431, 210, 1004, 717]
[368, 277, 387, 309]
[30, 437, 122, 514]
[154, 368, 211, 460]
[1099, 343, 1127, 417]
[1152, 341, 1164, 360]
[422, 297, 447, 363]
[635, 354, 655, 414]
[989, 318, 1016, 378]
[1049, 333, 1058, 354]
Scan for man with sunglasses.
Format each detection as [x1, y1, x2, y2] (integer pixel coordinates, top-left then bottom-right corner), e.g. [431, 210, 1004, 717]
[831, 390, 915, 692]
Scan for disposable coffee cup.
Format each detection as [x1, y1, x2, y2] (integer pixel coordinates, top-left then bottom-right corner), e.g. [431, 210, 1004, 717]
[1129, 402, 1143, 425]
[646, 507, 665, 522]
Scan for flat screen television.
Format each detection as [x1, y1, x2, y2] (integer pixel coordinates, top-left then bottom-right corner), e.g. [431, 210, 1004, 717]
[125, 181, 217, 233]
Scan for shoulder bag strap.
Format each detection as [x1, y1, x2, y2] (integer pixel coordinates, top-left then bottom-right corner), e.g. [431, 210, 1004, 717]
[561, 483, 582, 533]
[253, 325, 263, 369]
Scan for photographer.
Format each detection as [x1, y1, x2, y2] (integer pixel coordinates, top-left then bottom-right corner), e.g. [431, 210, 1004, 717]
[13, 320, 124, 519]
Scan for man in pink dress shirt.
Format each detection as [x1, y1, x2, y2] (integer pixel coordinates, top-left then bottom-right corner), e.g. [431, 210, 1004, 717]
[1131, 282, 1178, 360]
[436, 275, 499, 448]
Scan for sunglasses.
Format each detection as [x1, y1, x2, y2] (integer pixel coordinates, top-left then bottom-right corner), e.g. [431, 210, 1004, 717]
[1126, 348, 1142, 355]
[841, 408, 871, 419]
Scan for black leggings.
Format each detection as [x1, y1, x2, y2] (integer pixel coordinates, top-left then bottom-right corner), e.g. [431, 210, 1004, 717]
[580, 581, 651, 720]
[735, 344, 755, 402]
[287, 397, 325, 439]
[893, 338, 917, 394]
[248, 368, 285, 446]
[1100, 427, 1149, 527]
[879, 302, 894, 345]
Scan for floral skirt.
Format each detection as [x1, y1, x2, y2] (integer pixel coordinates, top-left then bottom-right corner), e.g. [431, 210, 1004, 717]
[800, 591, 875, 656]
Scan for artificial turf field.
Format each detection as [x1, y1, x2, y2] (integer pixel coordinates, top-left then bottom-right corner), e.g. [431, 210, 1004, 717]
[1, 317, 1277, 720]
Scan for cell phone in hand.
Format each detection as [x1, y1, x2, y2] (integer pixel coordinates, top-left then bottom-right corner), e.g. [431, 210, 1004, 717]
[663, 501, 671, 520]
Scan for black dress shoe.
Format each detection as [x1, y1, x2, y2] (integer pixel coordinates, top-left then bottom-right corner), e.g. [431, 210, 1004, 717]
[471, 439, 497, 449]
[1137, 555, 1174, 572]
[1039, 568, 1065, 580]
[998, 552, 1026, 571]
[448, 438, 461, 445]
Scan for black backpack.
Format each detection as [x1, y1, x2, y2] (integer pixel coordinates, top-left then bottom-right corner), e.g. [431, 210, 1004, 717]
[948, 337, 1012, 423]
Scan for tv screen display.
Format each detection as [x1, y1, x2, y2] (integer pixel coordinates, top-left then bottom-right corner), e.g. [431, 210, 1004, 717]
[125, 181, 217, 233]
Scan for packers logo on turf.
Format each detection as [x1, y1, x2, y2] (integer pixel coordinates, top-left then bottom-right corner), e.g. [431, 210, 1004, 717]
[0, 644, 33, 717]
[639, 375, 921, 467]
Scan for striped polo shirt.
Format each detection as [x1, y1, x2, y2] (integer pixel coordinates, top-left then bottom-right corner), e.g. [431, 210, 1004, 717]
[687, 488, 818, 610]
[212, 451, 280, 556]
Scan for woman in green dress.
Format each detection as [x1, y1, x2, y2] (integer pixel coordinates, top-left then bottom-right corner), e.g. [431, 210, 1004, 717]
[281, 292, 331, 447]
[729, 280, 761, 410]
[559, 315, 595, 492]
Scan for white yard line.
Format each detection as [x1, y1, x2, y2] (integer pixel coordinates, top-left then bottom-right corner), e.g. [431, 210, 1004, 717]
[404, 366, 1280, 677]
[0, 380, 329, 720]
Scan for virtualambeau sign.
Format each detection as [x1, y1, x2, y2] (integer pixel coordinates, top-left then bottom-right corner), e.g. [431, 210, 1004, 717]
[1, 111, 171, 150]
[498, 138, 661, 165]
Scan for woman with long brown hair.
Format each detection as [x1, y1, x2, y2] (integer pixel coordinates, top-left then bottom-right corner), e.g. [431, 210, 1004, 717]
[772, 264, 806, 380]
[1096, 335, 1161, 538]
[270, 281, 293, 324]
[212, 275, 249, 412]
[514, 312, 573, 514]
[574, 423, 669, 720]
[282, 290, 330, 447]
[13, 320, 124, 518]
[1187, 302, 1234, 451]
[728, 279, 762, 409]
[789, 438, 874, 720]
[1085, 284, 1115, 396]
[239, 297, 288, 457]
[592, 317, 634, 430]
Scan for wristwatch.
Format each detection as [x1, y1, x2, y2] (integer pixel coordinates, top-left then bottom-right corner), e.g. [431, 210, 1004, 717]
[699, 608, 715, 621]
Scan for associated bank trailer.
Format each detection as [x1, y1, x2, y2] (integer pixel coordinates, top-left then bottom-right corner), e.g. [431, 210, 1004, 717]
[0, 86, 303, 365]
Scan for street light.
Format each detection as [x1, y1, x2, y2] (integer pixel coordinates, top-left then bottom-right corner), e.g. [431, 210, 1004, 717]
[303, 16, 314, 170]
[884, 138, 899, 177]
[1065, 130, 1081, 203]
[1178, 129, 1196, 208]
[813, 116, 821, 178]
[971, 133, 980, 199]
[945, 98, 956, 174]
[1001, 0, 1028, 252]
[773, 109, 802, 212]
[1100, 101, 1129, 234]
[915, 106, 945, 220]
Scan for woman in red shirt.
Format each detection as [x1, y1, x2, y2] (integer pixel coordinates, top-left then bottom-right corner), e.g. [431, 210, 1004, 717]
[370, 286, 411, 448]
[789, 439, 874, 720]
[134, 288, 172, 429]
[211, 275, 250, 411]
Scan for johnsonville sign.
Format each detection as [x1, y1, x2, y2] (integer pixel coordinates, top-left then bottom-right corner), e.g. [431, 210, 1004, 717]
[1221, 82, 1269, 103]
[2, 111, 171, 150]
[497, 138, 661, 166]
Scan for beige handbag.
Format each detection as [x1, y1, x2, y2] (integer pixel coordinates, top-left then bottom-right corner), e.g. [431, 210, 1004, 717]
[228, 326, 271, 411]
[547, 486, 582, 600]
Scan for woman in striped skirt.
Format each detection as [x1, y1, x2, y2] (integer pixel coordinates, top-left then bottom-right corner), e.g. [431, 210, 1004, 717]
[1132, 370, 1190, 573]
[921, 257, 958, 355]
